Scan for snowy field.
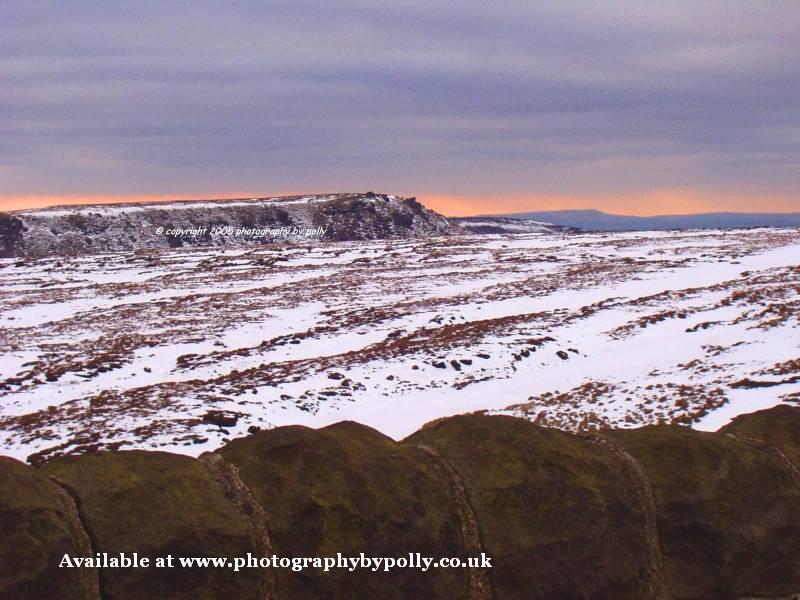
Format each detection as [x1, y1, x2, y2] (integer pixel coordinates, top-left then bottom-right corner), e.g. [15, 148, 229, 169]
[1, 228, 798, 462]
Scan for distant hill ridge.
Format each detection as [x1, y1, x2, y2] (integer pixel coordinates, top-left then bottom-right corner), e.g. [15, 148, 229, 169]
[496, 208, 800, 231]
[4, 196, 798, 258]
[0, 193, 459, 258]
[451, 216, 579, 234]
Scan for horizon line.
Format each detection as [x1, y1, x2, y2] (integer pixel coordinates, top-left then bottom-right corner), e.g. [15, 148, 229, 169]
[1, 191, 798, 219]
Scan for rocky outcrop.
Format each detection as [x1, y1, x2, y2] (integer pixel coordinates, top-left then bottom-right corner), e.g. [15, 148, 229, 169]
[0, 213, 24, 258]
[1, 193, 460, 258]
[1, 406, 799, 599]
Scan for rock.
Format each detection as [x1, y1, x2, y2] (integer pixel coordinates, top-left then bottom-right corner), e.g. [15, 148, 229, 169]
[1, 407, 798, 599]
[719, 404, 800, 466]
[407, 415, 662, 599]
[1, 194, 459, 258]
[556, 350, 569, 360]
[219, 422, 469, 599]
[327, 372, 345, 380]
[247, 426, 262, 435]
[608, 424, 800, 599]
[202, 410, 238, 428]
[449, 360, 462, 371]
[0, 457, 90, 599]
[41, 451, 263, 599]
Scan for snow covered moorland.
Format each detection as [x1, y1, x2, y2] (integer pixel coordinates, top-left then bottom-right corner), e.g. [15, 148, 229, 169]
[0, 228, 798, 463]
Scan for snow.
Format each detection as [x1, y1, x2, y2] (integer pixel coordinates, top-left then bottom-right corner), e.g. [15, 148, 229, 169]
[1, 227, 798, 460]
[17, 195, 342, 218]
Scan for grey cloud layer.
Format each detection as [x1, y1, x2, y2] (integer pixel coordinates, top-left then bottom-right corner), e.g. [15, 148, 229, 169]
[1, 0, 799, 202]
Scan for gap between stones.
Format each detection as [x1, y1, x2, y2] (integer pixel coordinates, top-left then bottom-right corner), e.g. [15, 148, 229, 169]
[47, 475, 104, 600]
[413, 444, 495, 600]
[200, 451, 279, 600]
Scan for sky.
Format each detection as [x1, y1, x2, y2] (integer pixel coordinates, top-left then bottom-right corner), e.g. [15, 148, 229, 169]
[1, 1, 799, 216]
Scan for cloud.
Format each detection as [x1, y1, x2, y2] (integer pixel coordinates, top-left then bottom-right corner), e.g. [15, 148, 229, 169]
[1, 1, 798, 212]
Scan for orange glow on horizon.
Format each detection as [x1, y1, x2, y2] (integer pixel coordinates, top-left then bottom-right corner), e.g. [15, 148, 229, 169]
[0, 189, 796, 217]
[420, 190, 799, 217]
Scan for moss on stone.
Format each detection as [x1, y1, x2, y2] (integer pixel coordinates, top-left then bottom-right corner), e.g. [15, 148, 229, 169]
[1, 409, 797, 599]
[720, 404, 800, 468]
[42, 451, 263, 600]
[609, 424, 800, 599]
[0, 457, 86, 599]
[407, 414, 660, 599]
[220, 421, 469, 600]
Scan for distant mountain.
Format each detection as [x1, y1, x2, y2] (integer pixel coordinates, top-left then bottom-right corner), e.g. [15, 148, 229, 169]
[0, 193, 460, 258]
[452, 216, 579, 235]
[496, 208, 800, 231]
